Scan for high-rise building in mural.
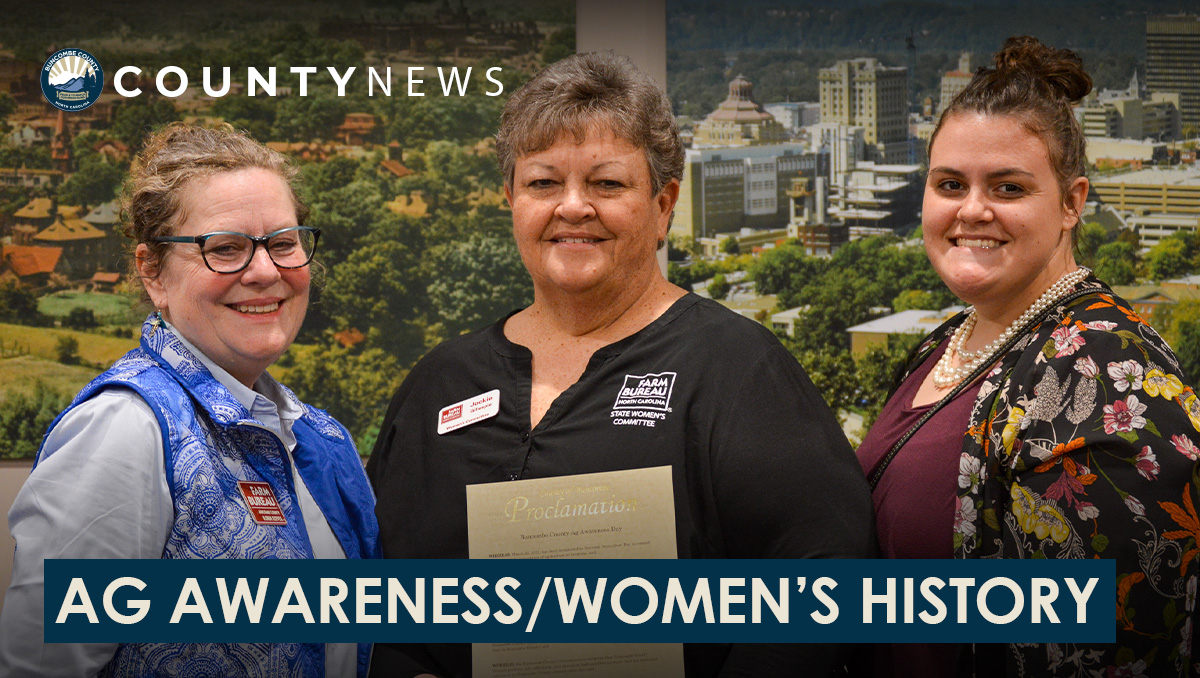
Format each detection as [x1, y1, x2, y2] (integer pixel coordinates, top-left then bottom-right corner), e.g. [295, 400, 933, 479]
[1146, 14, 1200, 133]
[818, 58, 908, 162]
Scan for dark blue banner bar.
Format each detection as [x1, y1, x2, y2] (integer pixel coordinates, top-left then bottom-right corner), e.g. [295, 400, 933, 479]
[45, 559, 1115, 643]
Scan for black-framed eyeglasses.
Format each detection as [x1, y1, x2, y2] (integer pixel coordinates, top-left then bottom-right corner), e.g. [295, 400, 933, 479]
[153, 226, 321, 274]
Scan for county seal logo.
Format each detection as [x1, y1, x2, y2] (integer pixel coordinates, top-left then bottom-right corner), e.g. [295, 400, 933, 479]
[40, 48, 104, 112]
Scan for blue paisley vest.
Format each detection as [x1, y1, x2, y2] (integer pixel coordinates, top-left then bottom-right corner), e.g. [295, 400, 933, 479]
[40, 315, 380, 677]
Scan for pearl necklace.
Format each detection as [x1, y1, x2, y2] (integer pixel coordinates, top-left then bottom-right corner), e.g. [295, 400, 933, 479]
[931, 267, 1091, 389]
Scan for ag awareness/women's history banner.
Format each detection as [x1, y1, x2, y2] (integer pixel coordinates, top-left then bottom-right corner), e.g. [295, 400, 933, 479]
[47, 559, 1113, 643]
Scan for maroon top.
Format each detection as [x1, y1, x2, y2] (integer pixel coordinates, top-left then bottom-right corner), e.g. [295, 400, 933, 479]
[857, 340, 983, 558]
[855, 340, 983, 678]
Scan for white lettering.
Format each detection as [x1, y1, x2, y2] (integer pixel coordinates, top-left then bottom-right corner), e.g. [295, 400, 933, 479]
[438, 66, 471, 96]
[320, 578, 349, 624]
[862, 577, 895, 624]
[918, 577, 947, 624]
[156, 66, 188, 97]
[904, 577, 914, 623]
[408, 67, 424, 96]
[388, 578, 424, 624]
[203, 66, 230, 97]
[114, 66, 142, 97]
[215, 578, 268, 624]
[978, 577, 1024, 624]
[357, 577, 381, 624]
[810, 577, 839, 624]
[751, 578, 788, 623]
[1031, 578, 1060, 623]
[271, 578, 314, 623]
[290, 66, 317, 96]
[104, 577, 150, 624]
[247, 67, 276, 97]
[327, 66, 356, 97]
[610, 577, 657, 624]
[462, 577, 490, 624]
[369, 67, 391, 97]
[719, 578, 745, 623]
[662, 578, 714, 624]
[493, 577, 522, 624]
[555, 577, 606, 623]
[56, 578, 99, 623]
[948, 578, 975, 623]
[1065, 578, 1099, 623]
[433, 578, 458, 623]
[170, 578, 213, 624]
[485, 67, 504, 96]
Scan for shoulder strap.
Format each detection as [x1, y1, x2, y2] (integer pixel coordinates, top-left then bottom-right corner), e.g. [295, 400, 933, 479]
[868, 286, 1097, 491]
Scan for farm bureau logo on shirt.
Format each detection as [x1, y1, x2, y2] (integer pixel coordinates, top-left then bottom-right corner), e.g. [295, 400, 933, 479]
[610, 371, 676, 428]
[441, 405, 463, 424]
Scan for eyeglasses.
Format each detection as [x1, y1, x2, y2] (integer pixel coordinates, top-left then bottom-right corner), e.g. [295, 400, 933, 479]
[152, 226, 321, 274]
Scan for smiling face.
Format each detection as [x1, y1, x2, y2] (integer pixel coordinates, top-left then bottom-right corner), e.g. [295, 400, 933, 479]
[138, 168, 308, 387]
[506, 127, 678, 306]
[923, 112, 1089, 322]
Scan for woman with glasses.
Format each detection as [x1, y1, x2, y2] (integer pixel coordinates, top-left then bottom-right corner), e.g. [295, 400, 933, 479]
[0, 123, 379, 678]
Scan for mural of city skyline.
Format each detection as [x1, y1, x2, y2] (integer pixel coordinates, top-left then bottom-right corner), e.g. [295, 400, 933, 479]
[663, 0, 1200, 438]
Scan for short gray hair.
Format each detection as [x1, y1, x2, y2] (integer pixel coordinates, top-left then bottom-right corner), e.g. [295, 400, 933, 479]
[496, 51, 684, 195]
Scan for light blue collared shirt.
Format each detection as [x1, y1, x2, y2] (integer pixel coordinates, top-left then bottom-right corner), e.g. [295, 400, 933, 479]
[171, 329, 347, 562]
[0, 325, 356, 677]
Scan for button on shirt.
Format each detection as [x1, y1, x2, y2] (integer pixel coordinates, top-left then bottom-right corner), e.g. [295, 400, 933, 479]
[0, 325, 356, 678]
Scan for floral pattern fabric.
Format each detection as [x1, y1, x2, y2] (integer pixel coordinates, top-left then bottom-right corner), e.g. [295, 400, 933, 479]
[894, 277, 1199, 677]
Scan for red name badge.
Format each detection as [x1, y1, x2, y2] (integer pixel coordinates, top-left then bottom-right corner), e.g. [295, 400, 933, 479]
[237, 481, 287, 526]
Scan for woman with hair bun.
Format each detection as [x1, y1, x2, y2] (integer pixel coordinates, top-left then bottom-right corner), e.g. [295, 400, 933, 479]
[857, 37, 1199, 676]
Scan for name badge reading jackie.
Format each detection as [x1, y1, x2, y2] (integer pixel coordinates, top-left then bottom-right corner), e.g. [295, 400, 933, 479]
[237, 481, 287, 526]
[438, 389, 501, 434]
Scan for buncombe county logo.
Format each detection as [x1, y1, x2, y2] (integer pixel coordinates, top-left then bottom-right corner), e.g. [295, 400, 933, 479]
[613, 372, 677, 412]
[41, 48, 103, 112]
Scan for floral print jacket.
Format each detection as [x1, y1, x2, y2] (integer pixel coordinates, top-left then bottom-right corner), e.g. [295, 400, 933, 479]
[894, 277, 1199, 677]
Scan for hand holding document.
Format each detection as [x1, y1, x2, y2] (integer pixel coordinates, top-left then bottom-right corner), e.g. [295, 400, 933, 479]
[466, 466, 684, 677]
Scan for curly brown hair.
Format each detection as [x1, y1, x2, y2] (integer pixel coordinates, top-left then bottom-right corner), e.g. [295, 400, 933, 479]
[123, 123, 308, 300]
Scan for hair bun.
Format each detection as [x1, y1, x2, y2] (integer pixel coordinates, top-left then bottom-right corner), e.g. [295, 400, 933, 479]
[993, 35, 1092, 103]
